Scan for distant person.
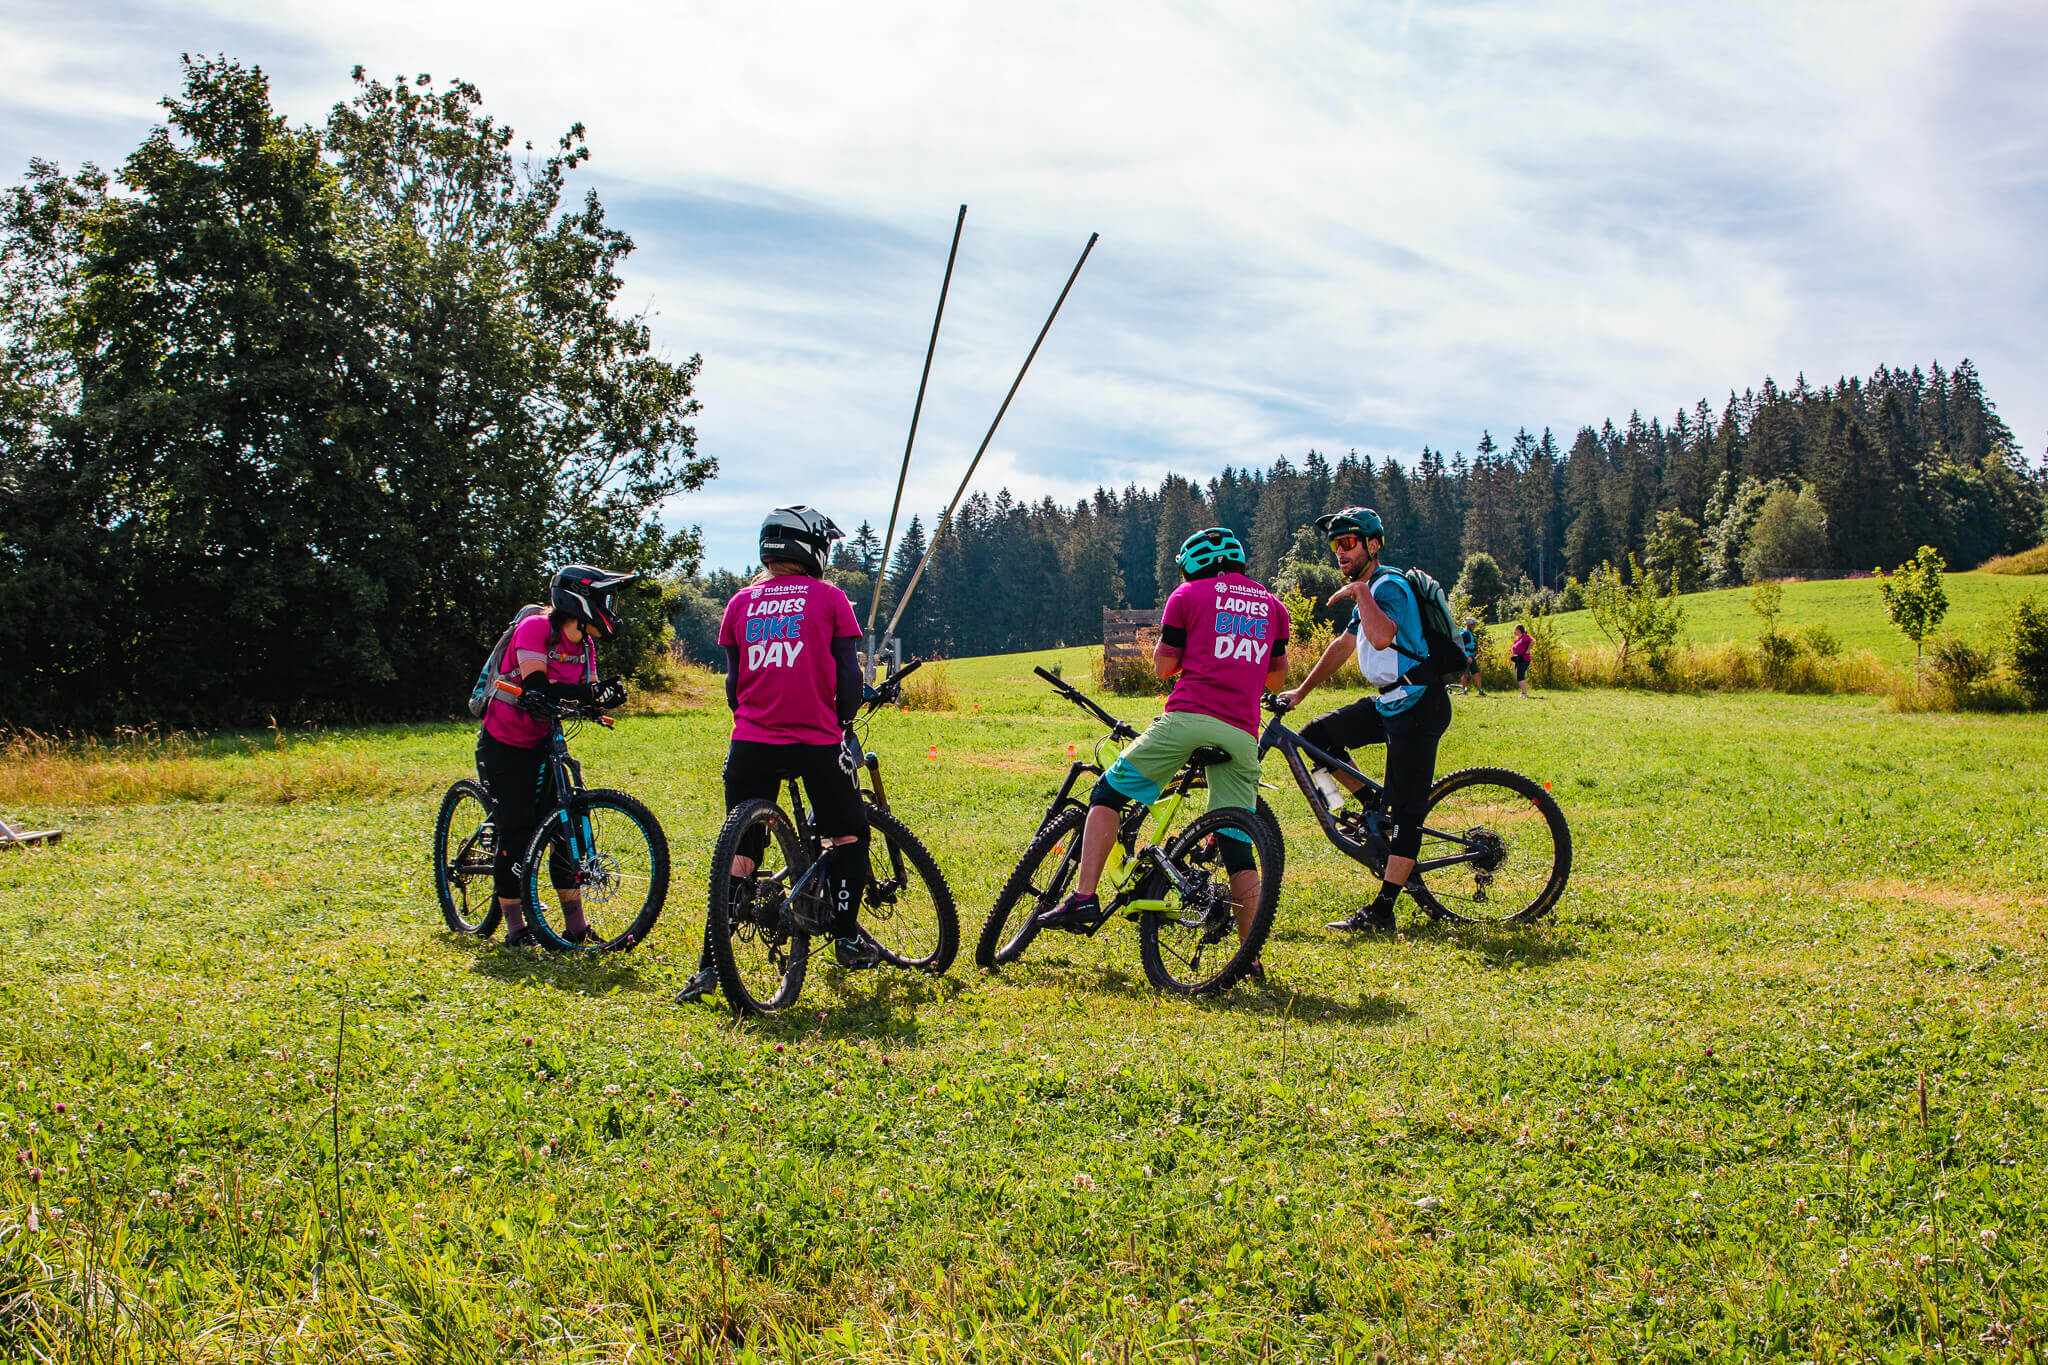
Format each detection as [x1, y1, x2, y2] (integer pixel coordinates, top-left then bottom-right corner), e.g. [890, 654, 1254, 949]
[1277, 507, 1453, 934]
[1457, 616, 1485, 695]
[1033, 528, 1287, 980]
[1512, 622, 1534, 697]
[676, 506, 884, 1004]
[477, 565, 633, 946]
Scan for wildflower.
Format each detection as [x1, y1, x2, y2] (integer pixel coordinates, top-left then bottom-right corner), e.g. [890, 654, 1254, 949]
[1978, 1228, 1997, 1246]
[1071, 1173, 1096, 1191]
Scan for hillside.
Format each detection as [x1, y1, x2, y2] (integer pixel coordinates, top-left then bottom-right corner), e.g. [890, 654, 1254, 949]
[1534, 570, 2040, 665]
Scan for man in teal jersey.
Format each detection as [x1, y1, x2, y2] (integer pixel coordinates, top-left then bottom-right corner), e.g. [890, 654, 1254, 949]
[1278, 507, 1453, 932]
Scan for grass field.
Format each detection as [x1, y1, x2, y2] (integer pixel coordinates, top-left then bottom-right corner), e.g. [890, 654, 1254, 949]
[3, 664, 2046, 1360]
[1537, 571, 2040, 665]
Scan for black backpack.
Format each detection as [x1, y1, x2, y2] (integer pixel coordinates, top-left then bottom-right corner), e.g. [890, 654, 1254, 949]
[1371, 565, 1470, 684]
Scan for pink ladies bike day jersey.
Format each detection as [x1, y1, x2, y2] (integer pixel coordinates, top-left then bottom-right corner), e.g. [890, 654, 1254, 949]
[1160, 571, 1290, 737]
[718, 576, 861, 747]
[482, 613, 595, 748]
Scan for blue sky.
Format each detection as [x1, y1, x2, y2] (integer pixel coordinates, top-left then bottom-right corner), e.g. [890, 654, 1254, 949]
[6, 0, 2045, 572]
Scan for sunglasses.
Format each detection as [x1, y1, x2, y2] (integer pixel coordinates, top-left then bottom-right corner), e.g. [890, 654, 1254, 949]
[1328, 534, 1365, 552]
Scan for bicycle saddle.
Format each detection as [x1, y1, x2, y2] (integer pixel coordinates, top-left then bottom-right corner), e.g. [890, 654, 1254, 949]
[1187, 745, 1232, 769]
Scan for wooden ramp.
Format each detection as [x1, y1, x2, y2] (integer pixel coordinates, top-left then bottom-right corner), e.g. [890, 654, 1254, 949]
[0, 819, 61, 850]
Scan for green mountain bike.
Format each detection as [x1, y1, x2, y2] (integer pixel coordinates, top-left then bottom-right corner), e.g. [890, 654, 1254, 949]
[975, 667, 1283, 995]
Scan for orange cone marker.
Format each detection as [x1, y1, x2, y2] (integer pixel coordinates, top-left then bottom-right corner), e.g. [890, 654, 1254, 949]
[927, 744, 938, 760]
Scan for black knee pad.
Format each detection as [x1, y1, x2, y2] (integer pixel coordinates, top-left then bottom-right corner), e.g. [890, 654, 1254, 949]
[1088, 777, 1135, 812]
[1216, 833, 1257, 876]
[1384, 804, 1422, 861]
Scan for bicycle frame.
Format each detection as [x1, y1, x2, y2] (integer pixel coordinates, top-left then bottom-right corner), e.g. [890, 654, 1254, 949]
[489, 679, 614, 888]
[1256, 699, 1484, 879]
[1028, 667, 1217, 920]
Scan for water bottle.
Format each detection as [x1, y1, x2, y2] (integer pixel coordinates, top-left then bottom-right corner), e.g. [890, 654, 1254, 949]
[1311, 768, 1346, 811]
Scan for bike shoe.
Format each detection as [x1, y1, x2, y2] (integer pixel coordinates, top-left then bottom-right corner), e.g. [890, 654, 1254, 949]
[562, 924, 602, 946]
[502, 926, 544, 949]
[1032, 891, 1104, 933]
[673, 967, 720, 1004]
[1325, 904, 1397, 934]
[834, 930, 887, 971]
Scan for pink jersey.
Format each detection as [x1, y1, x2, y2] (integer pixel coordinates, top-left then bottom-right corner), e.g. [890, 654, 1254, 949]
[719, 576, 861, 746]
[482, 613, 595, 748]
[1160, 571, 1290, 736]
[1512, 631, 1533, 663]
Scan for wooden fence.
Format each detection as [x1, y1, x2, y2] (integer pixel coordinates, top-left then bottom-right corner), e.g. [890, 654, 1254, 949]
[1102, 607, 1166, 667]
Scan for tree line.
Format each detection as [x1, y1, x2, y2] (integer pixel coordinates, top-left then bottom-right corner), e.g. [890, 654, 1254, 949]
[0, 59, 709, 730]
[676, 362, 2044, 662]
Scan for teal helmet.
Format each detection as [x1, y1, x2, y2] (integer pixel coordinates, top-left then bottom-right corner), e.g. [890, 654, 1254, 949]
[1176, 527, 1247, 579]
[1314, 506, 1385, 542]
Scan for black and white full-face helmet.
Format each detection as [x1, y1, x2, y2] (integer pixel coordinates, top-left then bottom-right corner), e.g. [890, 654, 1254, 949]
[550, 564, 635, 639]
[759, 506, 843, 577]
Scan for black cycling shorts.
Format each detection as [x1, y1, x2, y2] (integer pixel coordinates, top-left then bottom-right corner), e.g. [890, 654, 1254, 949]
[476, 729, 572, 900]
[1297, 683, 1451, 816]
[722, 740, 867, 841]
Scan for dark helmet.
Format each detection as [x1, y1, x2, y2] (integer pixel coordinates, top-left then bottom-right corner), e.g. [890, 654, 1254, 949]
[550, 565, 635, 640]
[1176, 527, 1248, 579]
[1314, 506, 1386, 543]
[759, 505, 843, 577]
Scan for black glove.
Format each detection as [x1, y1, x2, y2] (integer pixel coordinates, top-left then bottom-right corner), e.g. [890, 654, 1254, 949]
[838, 726, 865, 777]
[594, 676, 628, 710]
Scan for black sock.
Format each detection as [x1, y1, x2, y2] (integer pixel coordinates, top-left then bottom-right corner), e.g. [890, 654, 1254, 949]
[826, 846, 868, 938]
[1370, 881, 1401, 912]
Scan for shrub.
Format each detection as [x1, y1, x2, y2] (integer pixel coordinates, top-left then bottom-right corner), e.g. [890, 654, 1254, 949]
[899, 659, 959, 711]
[1454, 553, 1506, 619]
[1980, 542, 2048, 575]
[1793, 623, 1842, 658]
[1928, 637, 1991, 691]
[1586, 556, 1685, 679]
[1525, 616, 1572, 690]
[2005, 592, 2048, 708]
[1557, 577, 1585, 612]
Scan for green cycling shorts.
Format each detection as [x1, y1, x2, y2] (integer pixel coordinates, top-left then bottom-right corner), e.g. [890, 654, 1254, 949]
[1101, 710, 1261, 818]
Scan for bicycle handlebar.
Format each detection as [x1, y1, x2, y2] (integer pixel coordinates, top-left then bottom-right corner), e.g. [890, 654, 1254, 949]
[491, 678, 617, 728]
[861, 657, 925, 713]
[1262, 691, 1295, 716]
[1033, 665, 1139, 740]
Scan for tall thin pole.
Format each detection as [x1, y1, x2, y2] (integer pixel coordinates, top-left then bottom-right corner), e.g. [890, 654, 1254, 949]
[884, 231, 1098, 645]
[869, 205, 967, 645]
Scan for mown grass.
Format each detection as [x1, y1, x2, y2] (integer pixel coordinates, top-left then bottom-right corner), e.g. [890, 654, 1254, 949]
[3, 667, 2046, 1361]
[1538, 571, 2039, 665]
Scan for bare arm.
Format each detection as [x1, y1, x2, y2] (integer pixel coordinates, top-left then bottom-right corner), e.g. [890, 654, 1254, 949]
[1282, 631, 1354, 703]
[1330, 581, 1396, 650]
[1264, 647, 1289, 692]
[1153, 640, 1183, 680]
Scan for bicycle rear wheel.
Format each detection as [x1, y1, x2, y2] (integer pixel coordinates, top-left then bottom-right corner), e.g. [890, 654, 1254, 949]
[859, 804, 958, 974]
[707, 799, 813, 1015]
[1406, 767, 1571, 926]
[521, 789, 670, 951]
[1137, 806, 1282, 995]
[976, 803, 1086, 970]
[433, 779, 501, 937]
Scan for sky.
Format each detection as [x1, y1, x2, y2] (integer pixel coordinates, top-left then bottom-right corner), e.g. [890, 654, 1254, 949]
[6, 0, 2045, 573]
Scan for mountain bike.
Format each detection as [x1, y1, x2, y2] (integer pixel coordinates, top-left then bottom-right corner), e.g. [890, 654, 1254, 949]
[430, 683, 670, 952]
[705, 660, 959, 1015]
[1257, 693, 1570, 924]
[974, 667, 1283, 995]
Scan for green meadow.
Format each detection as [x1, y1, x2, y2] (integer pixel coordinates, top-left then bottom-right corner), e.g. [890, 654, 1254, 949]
[3, 663, 2045, 1361]
[1536, 571, 2041, 665]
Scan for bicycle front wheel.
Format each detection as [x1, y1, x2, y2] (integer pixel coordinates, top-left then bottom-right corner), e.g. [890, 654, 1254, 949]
[859, 804, 958, 974]
[433, 779, 501, 937]
[976, 803, 1086, 970]
[1407, 766, 1571, 926]
[521, 789, 671, 951]
[708, 799, 813, 1015]
[1137, 806, 1282, 996]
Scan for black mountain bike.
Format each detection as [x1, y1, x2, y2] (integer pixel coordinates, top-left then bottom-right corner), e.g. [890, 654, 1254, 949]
[431, 684, 671, 952]
[975, 667, 1284, 995]
[705, 660, 959, 1015]
[1257, 693, 1571, 924]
